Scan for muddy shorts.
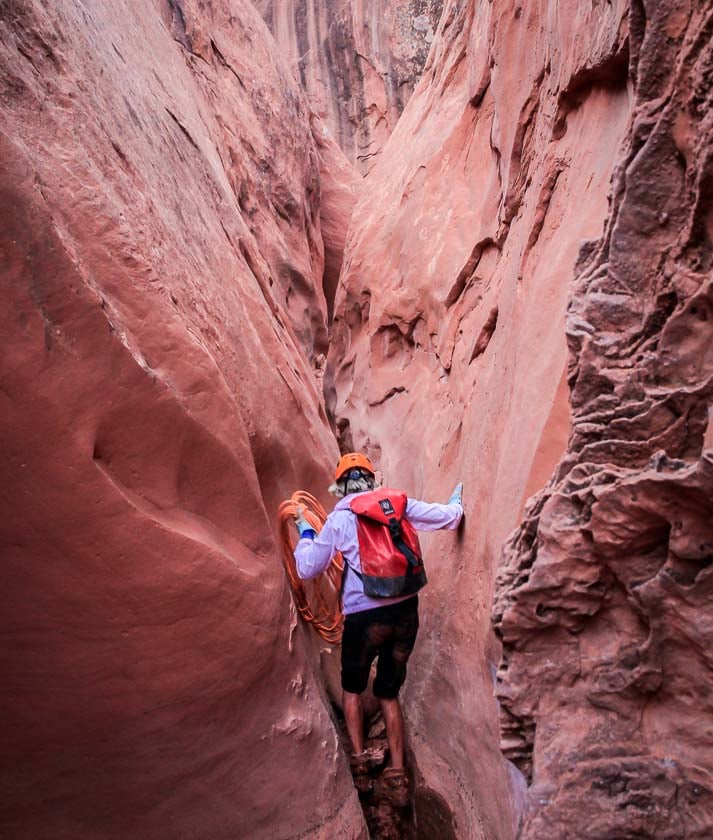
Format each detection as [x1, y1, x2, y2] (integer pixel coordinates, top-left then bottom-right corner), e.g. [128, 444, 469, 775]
[341, 596, 419, 699]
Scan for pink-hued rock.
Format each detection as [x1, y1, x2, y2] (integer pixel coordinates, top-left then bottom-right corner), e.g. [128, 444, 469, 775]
[493, 1, 713, 835]
[255, 0, 444, 173]
[4, 0, 710, 836]
[328, 0, 636, 834]
[0, 2, 364, 838]
[311, 114, 360, 321]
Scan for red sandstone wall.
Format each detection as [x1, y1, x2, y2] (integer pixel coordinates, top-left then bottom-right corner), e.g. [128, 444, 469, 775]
[494, 2, 713, 835]
[311, 114, 361, 321]
[3, 0, 710, 836]
[327, 0, 635, 835]
[255, 0, 444, 173]
[0, 2, 364, 837]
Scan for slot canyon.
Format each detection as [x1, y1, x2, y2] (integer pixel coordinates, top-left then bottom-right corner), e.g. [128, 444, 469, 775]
[1, 0, 711, 838]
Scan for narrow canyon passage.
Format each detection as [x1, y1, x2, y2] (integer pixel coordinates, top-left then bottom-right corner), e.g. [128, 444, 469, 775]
[2, 1, 712, 839]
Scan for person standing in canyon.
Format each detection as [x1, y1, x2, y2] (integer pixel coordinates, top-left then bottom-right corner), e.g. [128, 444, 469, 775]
[293, 452, 463, 805]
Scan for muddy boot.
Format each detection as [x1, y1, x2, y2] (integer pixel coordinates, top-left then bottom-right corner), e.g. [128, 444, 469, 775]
[350, 752, 373, 795]
[379, 767, 409, 808]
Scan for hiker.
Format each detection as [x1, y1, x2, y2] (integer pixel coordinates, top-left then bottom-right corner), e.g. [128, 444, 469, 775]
[293, 452, 463, 805]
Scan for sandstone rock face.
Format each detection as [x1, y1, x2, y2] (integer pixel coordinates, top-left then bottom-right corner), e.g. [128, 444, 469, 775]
[493, 2, 713, 836]
[311, 114, 360, 321]
[0, 2, 364, 837]
[255, 0, 444, 173]
[328, 0, 637, 835]
[4, 0, 710, 837]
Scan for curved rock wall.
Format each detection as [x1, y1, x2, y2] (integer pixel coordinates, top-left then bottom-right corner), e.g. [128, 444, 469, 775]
[255, 0, 444, 173]
[0, 1, 364, 837]
[494, 2, 713, 836]
[328, 0, 636, 835]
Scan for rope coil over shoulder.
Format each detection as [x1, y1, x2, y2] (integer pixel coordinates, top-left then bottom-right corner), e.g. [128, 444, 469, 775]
[277, 491, 344, 644]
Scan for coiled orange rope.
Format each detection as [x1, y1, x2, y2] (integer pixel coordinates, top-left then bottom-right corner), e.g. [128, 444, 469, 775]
[277, 491, 343, 644]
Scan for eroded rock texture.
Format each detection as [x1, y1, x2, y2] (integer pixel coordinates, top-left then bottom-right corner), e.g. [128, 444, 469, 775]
[494, 2, 713, 837]
[255, 0, 444, 173]
[311, 113, 360, 321]
[328, 0, 637, 835]
[0, 2, 364, 837]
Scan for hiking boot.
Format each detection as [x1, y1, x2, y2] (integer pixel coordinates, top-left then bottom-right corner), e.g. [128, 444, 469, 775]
[379, 767, 409, 808]
[350, 752, 373, 795]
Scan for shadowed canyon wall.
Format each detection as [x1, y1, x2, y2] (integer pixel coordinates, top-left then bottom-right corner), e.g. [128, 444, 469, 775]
[0, 1, 365, 837]
[255, 0, 444, 173]
[494, 2, 713, 836]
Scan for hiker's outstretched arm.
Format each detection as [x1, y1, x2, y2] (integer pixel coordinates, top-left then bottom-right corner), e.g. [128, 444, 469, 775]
[405, 498, 463, 531]
[294, 518, 337, 579]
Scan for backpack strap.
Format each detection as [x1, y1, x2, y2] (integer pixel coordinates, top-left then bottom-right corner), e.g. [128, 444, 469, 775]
[387, 517, 420, 568]
[340, 559, 349, 601]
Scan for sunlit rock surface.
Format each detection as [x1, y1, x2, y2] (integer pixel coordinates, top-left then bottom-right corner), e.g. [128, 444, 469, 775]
[494, 2, 713, 836]
[0, 2, 364, 837]
[255, 0, 444, 173]
[328, 0, 638, 835]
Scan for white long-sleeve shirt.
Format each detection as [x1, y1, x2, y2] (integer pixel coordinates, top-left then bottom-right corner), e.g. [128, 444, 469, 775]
[294, 492, 463, 614]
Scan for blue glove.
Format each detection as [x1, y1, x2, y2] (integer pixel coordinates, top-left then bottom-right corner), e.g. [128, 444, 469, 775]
[295, 506, 315, 539]
[447, 482, 463, 507]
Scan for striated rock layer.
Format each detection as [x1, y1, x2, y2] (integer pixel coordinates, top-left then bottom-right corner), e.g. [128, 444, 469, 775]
[0, 1, 364, 837]
[255, 0, 444, 173]
[494, 2, 713, 837]
[328, 0, 638, 835]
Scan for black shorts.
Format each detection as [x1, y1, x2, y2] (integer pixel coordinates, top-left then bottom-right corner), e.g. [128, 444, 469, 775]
[341, 596, 419, 699]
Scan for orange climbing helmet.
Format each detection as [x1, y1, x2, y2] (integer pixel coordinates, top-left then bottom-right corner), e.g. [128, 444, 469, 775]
[335, 452, 375, 481]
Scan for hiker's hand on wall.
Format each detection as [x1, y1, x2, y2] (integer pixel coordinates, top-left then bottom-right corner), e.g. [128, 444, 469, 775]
[447, 482, 463, 507]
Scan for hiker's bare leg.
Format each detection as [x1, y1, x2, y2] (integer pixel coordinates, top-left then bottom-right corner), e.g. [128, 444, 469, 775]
[343, 690, 365, 755]
[379, 696, 405, 769]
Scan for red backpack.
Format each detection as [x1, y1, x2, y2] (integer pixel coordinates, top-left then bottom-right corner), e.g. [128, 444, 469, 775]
[348, 489, 427, 598]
